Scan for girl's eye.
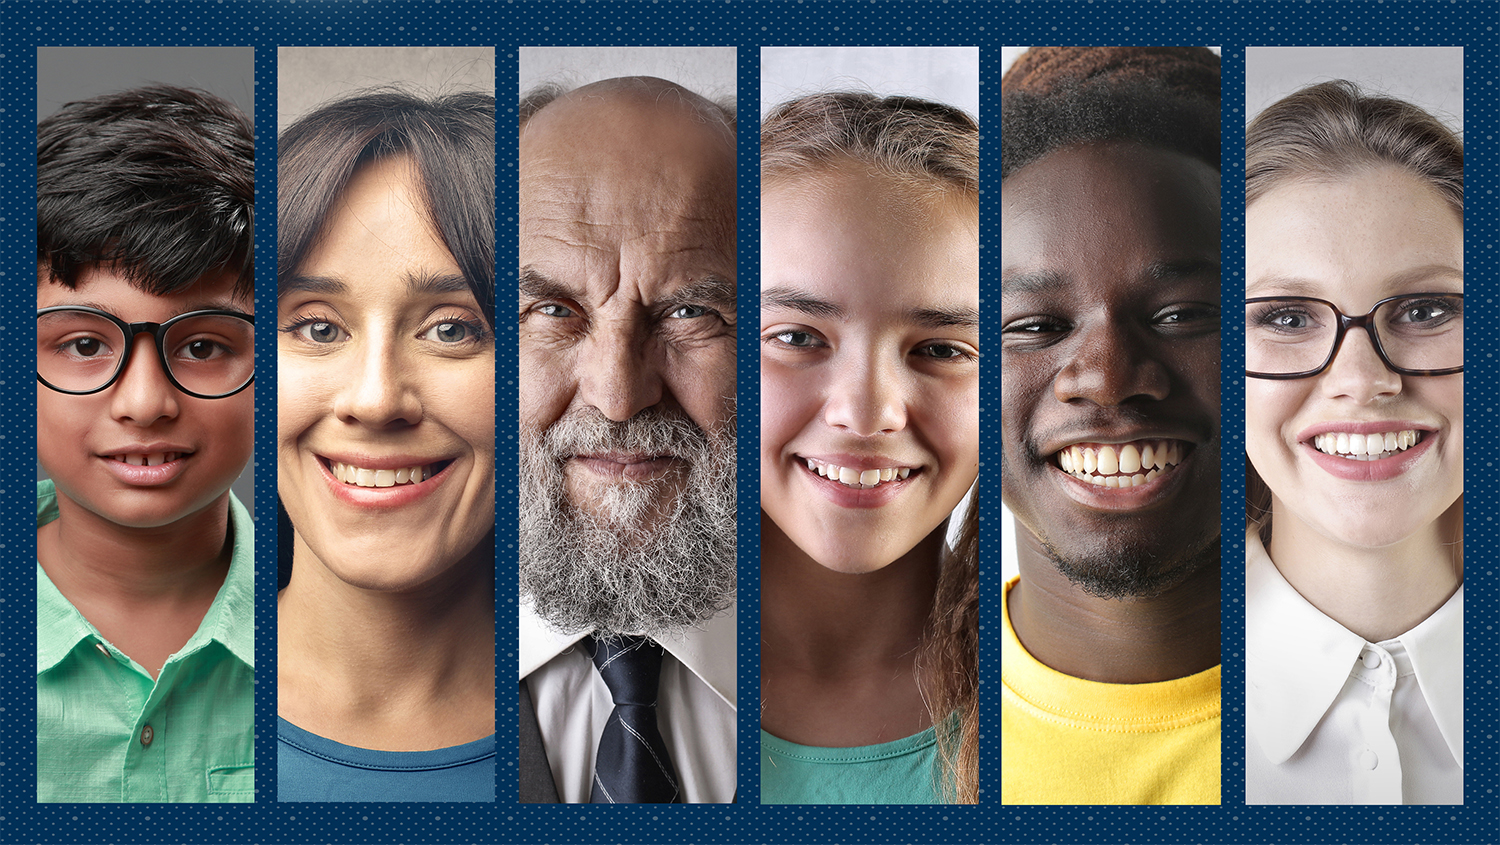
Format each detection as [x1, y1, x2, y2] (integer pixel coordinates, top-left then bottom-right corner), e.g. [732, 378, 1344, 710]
[291, 320, 346, 344]
[669, 304, 712, 319]
[421, 319, 490, 344]
[772, 330, 821, 348]
[536, 303, 576, 318]
[916, 342, 976, 361]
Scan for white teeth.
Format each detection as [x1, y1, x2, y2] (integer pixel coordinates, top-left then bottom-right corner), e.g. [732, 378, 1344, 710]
[1313, 429, 1421, 461]
[331, 461, 431, 487]
[114, 452, 182, 466]
[1055, 439, 1188, 488]
[804, 459, 915, 489]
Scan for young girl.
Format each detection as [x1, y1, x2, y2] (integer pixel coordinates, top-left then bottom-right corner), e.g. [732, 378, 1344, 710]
[758, 92, 979, 804]
[275, 90, 498, 801]
[1244, 80, 1463, 805]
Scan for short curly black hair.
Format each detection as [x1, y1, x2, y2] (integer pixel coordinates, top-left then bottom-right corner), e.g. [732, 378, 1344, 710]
[37, 84, 254, 298]
[1000, 47, 1220, 180]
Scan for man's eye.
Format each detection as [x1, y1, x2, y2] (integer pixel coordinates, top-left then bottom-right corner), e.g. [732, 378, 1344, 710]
[668, 304, 713, 319]
[1154, 304, 1221, 327]
[536, 303, 576, 318]
[1002, 317, 1067, 334]
[285, 319, 347, 344]
[915, 342, 977, 361]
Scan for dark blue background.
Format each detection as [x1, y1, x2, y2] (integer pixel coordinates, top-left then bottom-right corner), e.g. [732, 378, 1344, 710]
[5, 0, 1495, 842]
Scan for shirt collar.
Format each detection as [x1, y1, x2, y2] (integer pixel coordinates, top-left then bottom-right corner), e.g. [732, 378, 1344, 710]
[36, 480, 255, 673]
[1245, 527, 1462, 767]
[519, 599, 737, 708]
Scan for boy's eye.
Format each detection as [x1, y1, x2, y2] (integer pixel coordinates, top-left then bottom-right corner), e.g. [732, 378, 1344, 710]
[183, 340, 224, 360]
[65, 336, 109, 357]
[915, 342, 976, 361]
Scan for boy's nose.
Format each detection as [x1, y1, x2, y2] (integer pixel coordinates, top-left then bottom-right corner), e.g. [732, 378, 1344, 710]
[108, 334, 181, 424]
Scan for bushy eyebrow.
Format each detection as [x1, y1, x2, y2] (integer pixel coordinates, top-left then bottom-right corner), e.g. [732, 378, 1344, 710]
[1146, 259, 1221, 282]
[910, 306, 979, 330]
[518, 266, 577, 301]
[1001, 270, 1065, 296]
[407, 271, 470, 297]
[281, 275, 348, 297]
[761, 286, 844, 319]
[664, 275, 737, 312]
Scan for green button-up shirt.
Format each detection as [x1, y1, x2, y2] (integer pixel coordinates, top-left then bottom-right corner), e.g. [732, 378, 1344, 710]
[37, 480, 256, 802]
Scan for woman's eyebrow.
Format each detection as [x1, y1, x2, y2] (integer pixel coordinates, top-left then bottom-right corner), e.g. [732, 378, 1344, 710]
[281, 275, 349, 297]
[909, 306, 979, 330]
[406, 270, 470, 296]
[761, 286, 843, 319]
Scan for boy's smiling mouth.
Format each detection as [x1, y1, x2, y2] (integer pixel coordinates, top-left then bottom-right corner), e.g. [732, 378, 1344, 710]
[108, 451, 190, 467]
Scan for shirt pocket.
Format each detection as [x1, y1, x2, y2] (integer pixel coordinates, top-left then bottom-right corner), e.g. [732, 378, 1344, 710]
[206, 764, 255, 803]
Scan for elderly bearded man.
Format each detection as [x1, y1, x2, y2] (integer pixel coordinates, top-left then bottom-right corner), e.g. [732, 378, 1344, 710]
[517, 76, 738, 804]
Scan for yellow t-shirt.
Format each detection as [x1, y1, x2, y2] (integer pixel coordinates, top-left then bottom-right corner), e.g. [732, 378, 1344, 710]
[1001, 576, 1220, 805]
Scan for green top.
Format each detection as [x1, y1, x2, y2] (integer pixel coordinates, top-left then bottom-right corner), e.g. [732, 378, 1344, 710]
[760, 725, 943, 805]
[36, 479, 256, 803]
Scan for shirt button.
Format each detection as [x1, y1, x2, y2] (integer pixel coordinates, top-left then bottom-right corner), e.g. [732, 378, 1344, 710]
[1358, 749, 1378, 770]
[1362, 651, 1381, 669]
[94, 642, 110, 657]
[140, 724, 154, 748]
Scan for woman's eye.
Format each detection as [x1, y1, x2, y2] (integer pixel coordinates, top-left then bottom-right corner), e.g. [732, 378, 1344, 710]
[295, 320, 346, 344]
[421, 319, 489, 344]
[916, 343, 976, 361]
[536, 303, 576, 318]
[771, 330, 821, 348]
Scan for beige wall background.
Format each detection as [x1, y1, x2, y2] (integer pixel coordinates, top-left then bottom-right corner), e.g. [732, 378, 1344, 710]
[277, 46, 496, 132]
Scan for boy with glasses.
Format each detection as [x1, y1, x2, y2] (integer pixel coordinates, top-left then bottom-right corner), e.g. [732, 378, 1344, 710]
[36, 85, 255, 802]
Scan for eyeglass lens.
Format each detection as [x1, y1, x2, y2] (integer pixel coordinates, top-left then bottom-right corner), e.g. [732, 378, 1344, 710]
[1245, 295, 1463, 375]
[37, 310, 255, 396]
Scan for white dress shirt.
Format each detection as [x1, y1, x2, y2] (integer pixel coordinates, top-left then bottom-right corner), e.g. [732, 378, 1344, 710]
[1245, 528, 1462, 804]
[519, 600, 737, 803]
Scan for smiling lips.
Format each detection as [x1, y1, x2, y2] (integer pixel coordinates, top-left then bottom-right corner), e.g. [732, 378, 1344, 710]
[804, 457, 913, 490]
[329, 460, 437, 488]
[1054, 439, 1188, 488]
[109, 451, 188, 466]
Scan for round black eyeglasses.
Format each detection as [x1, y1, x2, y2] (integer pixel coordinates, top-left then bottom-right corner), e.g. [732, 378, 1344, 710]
[37, 306, 255, 399]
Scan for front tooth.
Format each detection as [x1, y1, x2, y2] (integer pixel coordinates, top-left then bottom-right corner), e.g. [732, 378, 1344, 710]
[374, 469, 396, 488]
[880, 468, 895, 482]
[355, 468, 376, 487]
[838, 466, 860, 486]
[1103, 476, 1119, 488]
[1139, 444, 1155, 471]
[1350, 434, 1368, 456]
[127, 454, 145, 466]
[1119, 444, 1141, 474]
[1097, 446, 1119, 475]
[1384, 432, 1398, 451]
[859, 469, 881, 486]
[1082, 448, 1097, 474]
[1155, 441, 1169, 469]
[1336, 432, 1349, 454]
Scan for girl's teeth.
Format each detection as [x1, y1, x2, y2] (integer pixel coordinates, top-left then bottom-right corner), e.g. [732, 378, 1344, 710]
[117, 452, 179, 466]
[1056, 439, 1187, 487]
[1312, 430, 1421, 461]
[805, 459, 912, 489]
[332, 462, 430, 487]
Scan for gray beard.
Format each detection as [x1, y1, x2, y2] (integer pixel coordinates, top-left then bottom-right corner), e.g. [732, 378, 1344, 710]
[519, 406, 737, 638]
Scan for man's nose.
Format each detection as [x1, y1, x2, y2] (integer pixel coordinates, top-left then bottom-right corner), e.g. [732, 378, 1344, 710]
[822, 351, 908, 436]
[576, 318, 664, 422]
[109, 334, 180, 424]
[1053, 319, 1171, 405]
[332, 337, 423, 427]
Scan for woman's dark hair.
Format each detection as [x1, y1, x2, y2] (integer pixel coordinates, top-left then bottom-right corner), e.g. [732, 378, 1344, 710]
[1000, 46, 1220, 179]
[761, 91, 979, 804]
[37, 84, 255, 298]
[277, 89, 496, 324]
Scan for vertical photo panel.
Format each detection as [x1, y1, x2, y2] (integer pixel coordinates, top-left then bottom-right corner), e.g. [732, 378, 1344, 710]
[516, 46, 739, 804]
[36, 46, 257, 803]
[999, 46, 1224, 805]
[1243, 45, 1464, 806]
[758, 45, 980, 805]
[275, 45, 498, 802]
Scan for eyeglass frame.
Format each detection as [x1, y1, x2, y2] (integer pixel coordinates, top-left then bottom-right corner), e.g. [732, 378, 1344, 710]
[37, 305, 256, 399]
[1244, 292, 1464, 380]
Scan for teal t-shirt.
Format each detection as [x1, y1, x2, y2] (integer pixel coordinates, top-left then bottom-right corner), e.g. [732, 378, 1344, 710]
[760, 727, 942, 804]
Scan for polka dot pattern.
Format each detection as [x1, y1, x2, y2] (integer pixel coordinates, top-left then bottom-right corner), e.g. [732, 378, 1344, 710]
[1, 1, 1495, 843]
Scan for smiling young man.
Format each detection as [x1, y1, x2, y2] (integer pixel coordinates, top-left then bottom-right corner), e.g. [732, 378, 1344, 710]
[998, 47, 1223, 805]
[36, 85, 255, 802]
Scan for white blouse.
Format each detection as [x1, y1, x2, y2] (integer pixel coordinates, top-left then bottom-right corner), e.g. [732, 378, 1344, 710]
[1245, 528, 1462, 805]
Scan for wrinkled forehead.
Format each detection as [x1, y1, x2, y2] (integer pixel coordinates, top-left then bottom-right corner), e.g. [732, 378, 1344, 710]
[520, 92, 736, 263]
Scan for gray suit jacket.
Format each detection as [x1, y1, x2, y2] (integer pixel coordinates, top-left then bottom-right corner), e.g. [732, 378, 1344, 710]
[519, 681, 560, 803]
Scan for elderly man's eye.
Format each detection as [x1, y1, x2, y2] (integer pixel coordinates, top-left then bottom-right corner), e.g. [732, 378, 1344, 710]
[535, 303, 577, 318]
[668, 304, 714, 319]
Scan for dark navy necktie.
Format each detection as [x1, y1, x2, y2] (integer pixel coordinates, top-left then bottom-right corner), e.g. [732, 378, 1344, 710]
[588, 635, 681, 803]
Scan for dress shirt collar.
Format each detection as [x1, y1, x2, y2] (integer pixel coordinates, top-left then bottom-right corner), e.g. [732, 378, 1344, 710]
[36, 479, 256, 673]
[519, 598, 737, 708]
[1245, 527, 1462, 767]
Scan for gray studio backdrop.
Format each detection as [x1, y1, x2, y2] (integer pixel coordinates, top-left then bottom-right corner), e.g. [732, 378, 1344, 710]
[519, 46, 736, 105]
[278, 46, 496, 132]
[36, 46, 257, 517]
[1246, 46, 1463, 131]
[760, 46, 980, 119]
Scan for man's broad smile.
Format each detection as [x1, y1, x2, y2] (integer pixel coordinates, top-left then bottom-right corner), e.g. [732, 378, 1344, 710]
[1053, 438, 1189, 487]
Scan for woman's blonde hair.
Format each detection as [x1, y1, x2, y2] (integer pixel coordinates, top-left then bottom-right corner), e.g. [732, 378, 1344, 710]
[1245, 80, 1463, 565]
[761, 91, 980, 803]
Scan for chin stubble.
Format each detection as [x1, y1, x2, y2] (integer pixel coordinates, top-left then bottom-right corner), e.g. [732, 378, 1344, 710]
[519, 406, 736, 637]
[1044, 534, 1221, 600]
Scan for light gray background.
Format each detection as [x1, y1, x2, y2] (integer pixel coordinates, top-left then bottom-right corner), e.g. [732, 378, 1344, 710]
[519, 46, 736, 104]
[760, 46, 979, 118]
[998, 46, 1220, 581]
[1246, 46, 1463, 132]
[278, 46, 495, 132]
[37, 46, 256, 516]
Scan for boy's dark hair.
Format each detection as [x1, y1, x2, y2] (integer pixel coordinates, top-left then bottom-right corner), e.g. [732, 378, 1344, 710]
[278, 89, 496, 325]
[37, 84, 255, 298]
[1000, 46, 1220, 179]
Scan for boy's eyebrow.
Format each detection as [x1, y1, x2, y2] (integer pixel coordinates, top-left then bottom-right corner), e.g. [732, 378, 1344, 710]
[47, 297, 249, 316]
[909, 306, 980, 330]
[281, 275, 348, 297]
[761, 286, 844, 319]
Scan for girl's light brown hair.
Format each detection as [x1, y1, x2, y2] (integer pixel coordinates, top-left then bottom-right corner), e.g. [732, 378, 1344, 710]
[761, 91, 979, 804]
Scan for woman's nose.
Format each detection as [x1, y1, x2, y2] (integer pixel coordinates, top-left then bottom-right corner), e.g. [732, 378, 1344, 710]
[332, 338, 423, 427]
[822, 352, 908, 436]
[1319, 326, 1403, 402]
[1053, 319, 1171, 405]
[109, 334, 181, 425]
